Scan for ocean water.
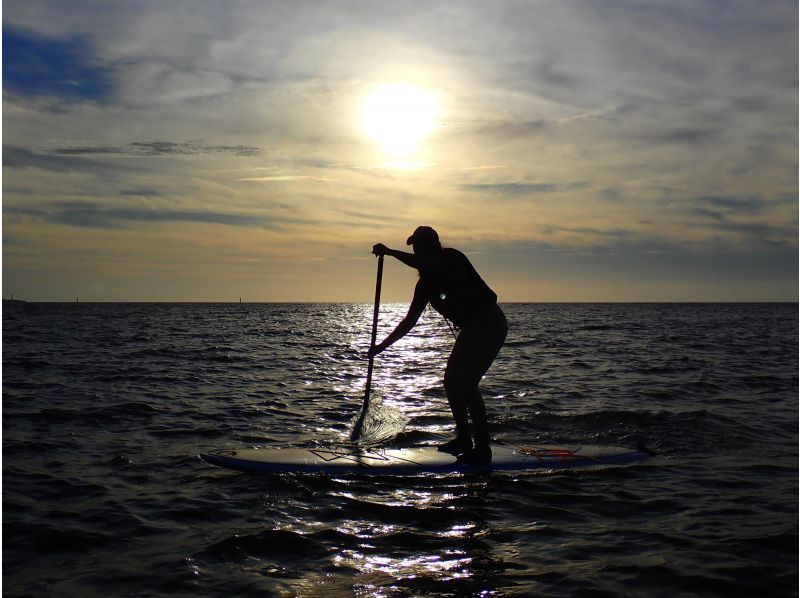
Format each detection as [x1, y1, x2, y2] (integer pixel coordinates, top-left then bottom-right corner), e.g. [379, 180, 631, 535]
[3, 302, 797, 597]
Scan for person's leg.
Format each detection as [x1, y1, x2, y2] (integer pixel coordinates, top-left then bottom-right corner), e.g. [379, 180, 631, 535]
[443, 306, 507, 458]
[440, 337, 473, 453]
[457, 347, 504, 460]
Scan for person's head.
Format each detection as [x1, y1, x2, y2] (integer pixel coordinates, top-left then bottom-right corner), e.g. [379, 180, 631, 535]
[406, 226, 442, 256]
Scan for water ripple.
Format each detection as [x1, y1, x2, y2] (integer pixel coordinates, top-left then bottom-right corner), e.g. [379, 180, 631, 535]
[3, 302, 797, 596]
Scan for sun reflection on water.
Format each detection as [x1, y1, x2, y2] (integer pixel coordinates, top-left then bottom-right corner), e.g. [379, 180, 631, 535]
[335, 549, 473, 580]
[325, 478, 495, 591]
[332, 518, 482, 586]
[329, 303, 458, 442]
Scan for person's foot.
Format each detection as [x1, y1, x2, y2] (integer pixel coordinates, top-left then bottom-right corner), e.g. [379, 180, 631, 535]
[437, 436, 473, 455]
[457, 444, 492, 465]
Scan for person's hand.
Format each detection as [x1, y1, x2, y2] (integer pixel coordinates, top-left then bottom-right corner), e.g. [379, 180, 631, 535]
[372, 243, 388, 256]
[367, 342, 386, 358]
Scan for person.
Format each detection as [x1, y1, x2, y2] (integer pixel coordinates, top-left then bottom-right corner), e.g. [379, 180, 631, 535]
[369, 226, 507, 464]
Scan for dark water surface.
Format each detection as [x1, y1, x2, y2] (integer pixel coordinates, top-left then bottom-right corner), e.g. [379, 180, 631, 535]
[3, 303, 798, 596]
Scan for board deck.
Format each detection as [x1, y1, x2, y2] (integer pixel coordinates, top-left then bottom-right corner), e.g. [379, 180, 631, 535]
[200, 444, 654, 475]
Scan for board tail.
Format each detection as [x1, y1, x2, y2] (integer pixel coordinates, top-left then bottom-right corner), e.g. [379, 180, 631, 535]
[637, 443, 658, 456]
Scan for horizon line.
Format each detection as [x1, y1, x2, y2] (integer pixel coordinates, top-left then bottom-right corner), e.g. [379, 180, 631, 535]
[3, 299, 798, 305]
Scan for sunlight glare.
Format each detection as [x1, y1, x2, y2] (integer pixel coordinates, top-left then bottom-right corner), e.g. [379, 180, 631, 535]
[363, 85, 437, 157]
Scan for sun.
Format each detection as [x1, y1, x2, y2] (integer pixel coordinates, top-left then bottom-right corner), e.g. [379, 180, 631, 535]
[363, 85, 437, 157]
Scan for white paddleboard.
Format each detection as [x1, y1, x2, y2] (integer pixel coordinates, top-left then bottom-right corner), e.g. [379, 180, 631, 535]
[199, 444, 654, 475]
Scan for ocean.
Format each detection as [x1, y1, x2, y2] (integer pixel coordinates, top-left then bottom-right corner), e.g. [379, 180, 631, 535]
[3, 302, 798, 596]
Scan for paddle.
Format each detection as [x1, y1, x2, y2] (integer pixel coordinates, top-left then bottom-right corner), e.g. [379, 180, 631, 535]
[350, 253, 384, 441]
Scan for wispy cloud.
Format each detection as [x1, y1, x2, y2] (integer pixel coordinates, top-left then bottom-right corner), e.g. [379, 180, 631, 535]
[639, 127, 722, 147]
[462, 182, 558, 195]
[693, 195, 773, 215]
[238, 175, 331, 182]
[9, 202, 292, 230]
[3, 146, 143, 175]
[119, 188, 163, 197]
[53, 140, 262, 157]
[460, 182, 588, 196]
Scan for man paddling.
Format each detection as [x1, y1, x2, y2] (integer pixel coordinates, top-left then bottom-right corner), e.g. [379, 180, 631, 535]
[369, 226, 507, 464]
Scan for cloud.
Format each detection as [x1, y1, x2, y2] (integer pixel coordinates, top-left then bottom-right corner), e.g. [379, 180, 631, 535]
[696, 197, 795, 235]
[3, 143, 260, 189]
[641, 127, 722, 147]
[462, 182, 560, 195]
[693, 195, 772, 215]
[447, 165, 507, 171]
[662, 193, 792, 222]
[3, 146, 141, 175]
[460, 119, 550, 142]
[119, 188, 163, 197]
[238, 175, 331, 182]
[53, 140, 262, 156]
[9, 202, 289, 230]
[460, 181, 588, 196]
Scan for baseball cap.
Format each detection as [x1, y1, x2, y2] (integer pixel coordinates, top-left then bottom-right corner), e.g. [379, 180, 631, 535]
[406, 226, 439, 246]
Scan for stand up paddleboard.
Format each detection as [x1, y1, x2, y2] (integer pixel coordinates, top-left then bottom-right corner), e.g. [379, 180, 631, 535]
[199, 444, 654, 475]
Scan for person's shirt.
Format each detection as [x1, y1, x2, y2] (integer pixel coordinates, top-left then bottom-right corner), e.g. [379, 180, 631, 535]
[420, 248, 497, 328]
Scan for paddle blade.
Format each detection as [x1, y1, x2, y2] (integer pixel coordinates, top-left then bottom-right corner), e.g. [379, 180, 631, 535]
[349, 395, 408, 445]
[350, 407, 368, 441]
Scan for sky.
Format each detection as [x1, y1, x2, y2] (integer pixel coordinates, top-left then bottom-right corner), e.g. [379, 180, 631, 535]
[3, 0, 798, 302]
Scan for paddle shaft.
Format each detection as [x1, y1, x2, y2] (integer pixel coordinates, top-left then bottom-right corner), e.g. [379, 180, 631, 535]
[351, 254, 384, 440]
[364, 253, 384, 403]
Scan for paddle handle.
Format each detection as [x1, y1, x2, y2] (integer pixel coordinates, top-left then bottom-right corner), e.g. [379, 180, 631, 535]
[351, 254, 384, 441]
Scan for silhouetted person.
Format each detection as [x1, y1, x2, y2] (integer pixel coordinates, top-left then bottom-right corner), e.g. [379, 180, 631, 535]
[369, 226, 507, 463]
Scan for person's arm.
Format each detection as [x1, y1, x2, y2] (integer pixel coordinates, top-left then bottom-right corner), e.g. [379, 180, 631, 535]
[368, 279, 428, 357]
[372, 243, 442, 272]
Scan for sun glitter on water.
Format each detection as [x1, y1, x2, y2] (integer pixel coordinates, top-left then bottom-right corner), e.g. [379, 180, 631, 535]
[363, 84, 437, 157]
